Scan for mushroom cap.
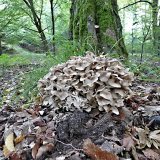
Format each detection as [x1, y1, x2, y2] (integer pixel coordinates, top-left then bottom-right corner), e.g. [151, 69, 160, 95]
[38, 52, 134, 114]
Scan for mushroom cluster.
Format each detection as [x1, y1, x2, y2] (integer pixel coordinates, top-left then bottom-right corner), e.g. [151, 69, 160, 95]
[38, 52, 134, 114]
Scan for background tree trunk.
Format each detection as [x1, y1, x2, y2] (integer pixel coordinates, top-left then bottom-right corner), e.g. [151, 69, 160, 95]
[152, 0, 160, 55]
[69, 0, 128, 58]
[49, 0, 55, 54]
[23, 0, 49, 52]
[0, 35, 2, 55]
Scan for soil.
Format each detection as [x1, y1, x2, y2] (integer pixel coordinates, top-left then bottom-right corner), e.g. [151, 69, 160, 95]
[0, 64, 160, 159]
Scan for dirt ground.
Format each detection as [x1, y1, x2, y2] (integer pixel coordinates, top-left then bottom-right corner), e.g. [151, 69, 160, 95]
[0, 65, 160, 160]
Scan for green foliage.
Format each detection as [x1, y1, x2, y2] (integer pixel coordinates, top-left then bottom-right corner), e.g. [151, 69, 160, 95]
[125, 53, 160, 82]
[13, 40, 85, 102]
[18, 58, 54, 102]
[0, 54, 38, 74]
[55, 35, 85, 60]
[126, 41, 153, 53]
[0, 53, 38, 67]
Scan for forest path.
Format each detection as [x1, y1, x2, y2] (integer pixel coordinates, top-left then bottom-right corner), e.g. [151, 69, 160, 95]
[0, 46, 50, 108]
[0, 63, 40, 108]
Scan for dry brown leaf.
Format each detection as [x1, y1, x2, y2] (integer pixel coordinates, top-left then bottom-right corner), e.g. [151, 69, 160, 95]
[5, 132, 15, 151]
[136, 127, 160, 149]
[152, 140, 160, 149]
[136, 127, 149, 149]
[32, 140, 41, 159]
[131, 147, 138, 160]
[3, 132, 15, 157]
[3, 145, 10, 157]
[100, 140, 124, 154]
[14, 135, 25, 144]
[83, 138, 119, 160]
[9, 152, 22, 160]
[149, 130, 160, 143]
[143, 149, 160, 160]
[122, 135, 136, 151]
[36, 143, 54, 159]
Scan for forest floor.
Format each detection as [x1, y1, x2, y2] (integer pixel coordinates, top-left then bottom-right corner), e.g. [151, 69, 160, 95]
[0, 49, 160, 160]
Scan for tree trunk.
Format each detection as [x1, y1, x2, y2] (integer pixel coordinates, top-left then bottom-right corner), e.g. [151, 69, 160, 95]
[49, 0, 55, 53]
[69, 0, 128, 58]
[0, 36, 2, 56]
[141, 41, 145, 62]
[40, 30, 49, 52]
[152, 0, 160, 55]
[23, 0, 49, 52]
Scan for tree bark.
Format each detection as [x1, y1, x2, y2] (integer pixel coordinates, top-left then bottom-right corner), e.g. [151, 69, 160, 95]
[49, 0, 55, 53]
[0, 35, 2, 56]
[152, 0, 160, 55]
[69, 0, 128, 58]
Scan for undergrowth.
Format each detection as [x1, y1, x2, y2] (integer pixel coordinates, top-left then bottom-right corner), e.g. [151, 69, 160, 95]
[109, 52, 160, 82]
[125, 53, 160, 82]
[1, 46, 159, 107]
[10, 41, 86, 104]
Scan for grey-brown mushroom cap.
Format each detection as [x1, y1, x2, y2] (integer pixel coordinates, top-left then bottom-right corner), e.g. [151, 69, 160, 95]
[38, 52, 134, 115]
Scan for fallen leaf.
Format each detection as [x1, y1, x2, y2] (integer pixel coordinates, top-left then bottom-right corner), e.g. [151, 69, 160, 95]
[32, 139, 41, 159]
[3, 145, 10, 157]
[143, 149, 160, 160]
[136, 127, 149, 149]
[56, 156, 66, 160]
[152, 140, 160, 149]
[14, 134, 25, 144]
[83, 138, 119, 160]
[36, 143, 54, 159]
[131, 147, 138, 160]
[101, 140, 124, 154]
[9, 152, 22, 160]
[122, 135, 136, 151]
[149, 130, 160, 143]
[3, 132, 15, 157]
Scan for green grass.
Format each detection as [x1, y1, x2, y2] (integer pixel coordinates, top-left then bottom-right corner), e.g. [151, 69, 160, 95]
[125, 53, 160, 82]
[20, 52, 86, 100]
[18, 51, 160, 103]
[0, 41, 86, 106]
[0, 54, 28, 67]
[8, 44, 85, 103]
[1, 46, 159, 107]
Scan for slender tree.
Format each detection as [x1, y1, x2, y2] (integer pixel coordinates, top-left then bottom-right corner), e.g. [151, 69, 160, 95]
[49, 0, 55, 53]
[69, 0, 128, 58]
[0, 34, 2, 55]
[119, 0, 160, 55]
[22, 0, 49, 52]
[152, 0, 160, 55]
[140, 3, 152, 61]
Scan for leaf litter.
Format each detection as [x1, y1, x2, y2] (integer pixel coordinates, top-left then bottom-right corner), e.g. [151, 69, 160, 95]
[0, 53, 160, 160]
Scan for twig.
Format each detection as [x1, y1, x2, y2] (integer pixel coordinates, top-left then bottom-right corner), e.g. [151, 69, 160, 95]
[55, 139, 83, 151]
[108, 37, 123, 54]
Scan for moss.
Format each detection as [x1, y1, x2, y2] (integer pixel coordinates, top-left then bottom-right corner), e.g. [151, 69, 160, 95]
[78, 0, 96, 44]
[96, 0, 117, 49]
[71, 0, 128, 57]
